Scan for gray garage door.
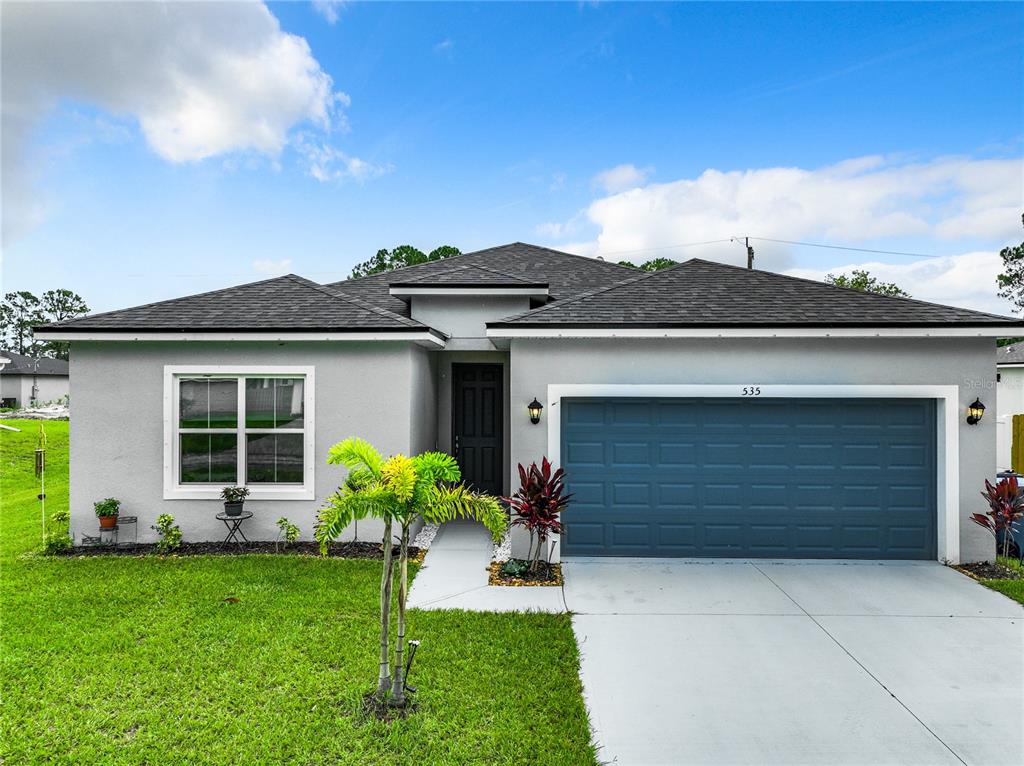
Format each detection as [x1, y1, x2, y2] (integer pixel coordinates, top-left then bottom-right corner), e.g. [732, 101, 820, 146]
[561, 397, 937, 559]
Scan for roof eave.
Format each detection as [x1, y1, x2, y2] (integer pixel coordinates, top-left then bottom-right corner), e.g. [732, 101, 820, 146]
[33, 326, 449, 347]
[486, 323, 1024, 339]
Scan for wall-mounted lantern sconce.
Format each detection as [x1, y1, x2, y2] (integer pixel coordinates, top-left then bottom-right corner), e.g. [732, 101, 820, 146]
[528, 398, 544, 425]
[966, 398, 986, 425]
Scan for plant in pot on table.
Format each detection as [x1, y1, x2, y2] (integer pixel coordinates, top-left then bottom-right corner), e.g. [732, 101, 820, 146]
[221, 486, 251, 517]
[94, 497, 121, 529]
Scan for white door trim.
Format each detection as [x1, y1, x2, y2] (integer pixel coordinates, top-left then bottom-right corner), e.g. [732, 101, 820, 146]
[545, 383, 960, 563]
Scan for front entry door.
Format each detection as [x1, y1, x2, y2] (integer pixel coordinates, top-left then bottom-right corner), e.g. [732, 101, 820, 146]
[452, 364, 503, 495]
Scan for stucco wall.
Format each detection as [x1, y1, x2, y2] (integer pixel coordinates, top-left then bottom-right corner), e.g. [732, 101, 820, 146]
[69, 341, 423, 544]
[409, 295, 530, 342]
[508, 336, 998, 563]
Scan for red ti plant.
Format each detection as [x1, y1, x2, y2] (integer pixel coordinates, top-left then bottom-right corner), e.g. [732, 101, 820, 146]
[504, 457, 572, 573]
[970, 477, 1024, 559]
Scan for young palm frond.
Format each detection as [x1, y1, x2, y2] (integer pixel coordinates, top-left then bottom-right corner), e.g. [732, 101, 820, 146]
[327, 437, 385, 474]
[382, 454, 417, 503]
[315, 484, 394, 553]
[425, 484, 506, 540]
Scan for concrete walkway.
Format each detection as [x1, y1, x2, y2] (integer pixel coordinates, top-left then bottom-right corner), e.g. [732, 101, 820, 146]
[407, 520, 565, 612]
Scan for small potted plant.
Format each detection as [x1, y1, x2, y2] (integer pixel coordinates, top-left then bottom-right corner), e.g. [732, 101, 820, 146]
[94, 497, 121, 529]
[220, 486, 250, 517]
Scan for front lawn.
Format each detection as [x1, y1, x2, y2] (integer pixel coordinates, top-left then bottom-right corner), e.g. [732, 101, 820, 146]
[982, 557, 1024, 605]
[0, 420, 596, 765]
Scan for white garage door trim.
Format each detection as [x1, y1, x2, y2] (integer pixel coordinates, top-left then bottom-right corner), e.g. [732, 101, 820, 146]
[545, 384, 960, 564]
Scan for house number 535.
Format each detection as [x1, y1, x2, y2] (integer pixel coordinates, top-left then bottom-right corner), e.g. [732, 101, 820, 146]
[741, 386, 761, 396]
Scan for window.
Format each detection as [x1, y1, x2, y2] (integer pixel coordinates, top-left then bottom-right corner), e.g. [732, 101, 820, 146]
[164, 367, 314, 500]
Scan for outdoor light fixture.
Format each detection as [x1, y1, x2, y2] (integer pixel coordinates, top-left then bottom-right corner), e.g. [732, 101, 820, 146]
[966, 398, 986, 425]
[528, 398, 544, 425]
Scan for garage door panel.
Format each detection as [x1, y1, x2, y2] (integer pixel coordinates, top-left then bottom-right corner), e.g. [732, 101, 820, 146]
[562, 397, 936, 559]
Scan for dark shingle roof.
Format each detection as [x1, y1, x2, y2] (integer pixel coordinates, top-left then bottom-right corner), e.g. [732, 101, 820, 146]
[490, 258, 1022, 328]
[390, 263, 546, 288]
[998, 342, 1024, 364]
[0, 350, 69, 376]
[331, 242, 635, 315]
[39, 274, 432, 333]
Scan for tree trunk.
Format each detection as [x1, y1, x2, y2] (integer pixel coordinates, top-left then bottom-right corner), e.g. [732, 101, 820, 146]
[375, 516, 395, 702]
[390, 523, 411, 706]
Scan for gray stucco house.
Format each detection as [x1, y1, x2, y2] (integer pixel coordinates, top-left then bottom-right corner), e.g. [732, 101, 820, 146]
[0, 350, 70, 408]
[35, 243, 1023, 563]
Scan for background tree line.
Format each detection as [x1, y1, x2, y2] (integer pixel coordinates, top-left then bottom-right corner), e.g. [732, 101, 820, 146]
[0, 289, 89, 360]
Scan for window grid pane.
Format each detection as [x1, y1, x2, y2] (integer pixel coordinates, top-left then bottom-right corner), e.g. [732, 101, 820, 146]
[179, 378, 237, 429]
[246, 433, 304, 484]
[180, 433, 238, 484]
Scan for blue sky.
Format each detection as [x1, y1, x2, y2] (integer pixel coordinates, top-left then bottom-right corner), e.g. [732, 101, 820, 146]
[3, 1, 1022, 314]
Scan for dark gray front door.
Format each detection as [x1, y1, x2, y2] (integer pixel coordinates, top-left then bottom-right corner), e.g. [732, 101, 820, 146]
[452, 364, 503, 495]
[561, 397, 937, 559]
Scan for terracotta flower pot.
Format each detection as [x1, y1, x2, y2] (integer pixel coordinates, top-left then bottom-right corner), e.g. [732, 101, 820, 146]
[98, 514, 118, 529]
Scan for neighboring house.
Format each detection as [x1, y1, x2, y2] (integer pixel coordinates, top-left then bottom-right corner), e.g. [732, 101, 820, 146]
[996, 341, 1024, 471]
[35, 242, 1024, 562]
[0, 349, 70, 408]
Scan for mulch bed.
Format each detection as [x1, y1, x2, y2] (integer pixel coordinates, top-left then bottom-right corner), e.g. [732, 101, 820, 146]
[50, 540, 424, 562]
[955, 561, 1022, 581]
[488, 560, 563, 587]
[360, 691, 417, 722]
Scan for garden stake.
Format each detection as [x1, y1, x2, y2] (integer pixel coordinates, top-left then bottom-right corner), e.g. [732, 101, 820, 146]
[404, 640, 420, 693]
[36, 424, 46, 543]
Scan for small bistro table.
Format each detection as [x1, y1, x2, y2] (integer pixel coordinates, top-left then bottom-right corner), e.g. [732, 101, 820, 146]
[216, 511, 252, 549]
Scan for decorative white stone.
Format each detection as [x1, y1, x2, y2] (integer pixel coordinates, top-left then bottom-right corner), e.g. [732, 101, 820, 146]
[491, 530, 512, 562]
[412, 522, 440, 550]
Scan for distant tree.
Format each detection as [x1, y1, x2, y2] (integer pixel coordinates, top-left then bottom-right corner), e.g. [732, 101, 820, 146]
[0, 292, 44, 355]
[0, 289, 89, 358]
[825, 269, 910, 298]
[351, 245, 461, 279]
[617, 257, 678, 272]
[997, 214, 1024, 313]
[38, 289, 90, 360]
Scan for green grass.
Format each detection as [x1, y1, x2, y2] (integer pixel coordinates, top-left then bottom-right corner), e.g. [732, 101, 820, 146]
[1, 420, 596, 765]
[982, 556, 1024, 605]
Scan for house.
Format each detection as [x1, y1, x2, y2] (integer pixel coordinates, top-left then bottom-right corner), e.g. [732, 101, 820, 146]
[996, 341, 1024, 471]
[0, 349, 70, 408]
[35, 243, 1024, 562]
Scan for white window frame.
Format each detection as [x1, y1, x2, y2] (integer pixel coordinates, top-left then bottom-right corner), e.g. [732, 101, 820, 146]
[163, 365, 315, 500]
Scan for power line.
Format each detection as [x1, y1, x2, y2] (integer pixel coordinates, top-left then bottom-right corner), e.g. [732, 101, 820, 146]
[747, 237, 943, 259]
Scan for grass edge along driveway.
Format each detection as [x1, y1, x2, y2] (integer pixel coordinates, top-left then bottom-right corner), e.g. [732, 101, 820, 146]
[0, 420, 597, 765]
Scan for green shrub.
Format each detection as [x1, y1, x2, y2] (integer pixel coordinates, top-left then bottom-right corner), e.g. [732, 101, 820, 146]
[276, 517, 300, 548]
[42, 532, 72, 554]
[500, 559, 531, 578]
[51, 509, 70, 525]
[152, 513, 182, 553]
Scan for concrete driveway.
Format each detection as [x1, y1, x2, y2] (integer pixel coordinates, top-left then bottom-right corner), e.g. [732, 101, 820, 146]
[563, 559, 1023, 766]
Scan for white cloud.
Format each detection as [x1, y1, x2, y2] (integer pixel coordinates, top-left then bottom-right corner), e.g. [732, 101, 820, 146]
[786, 251, 1015, 316]
[296, 137, 393, 183]
[592, 163, 653, 193]
[547, 154, 1023, 311]
[559, 155, 1022, 267]
[253, 258, 293, 276]
[434, 38, 454, 54]
[312, 1, 345, 25]
[1, 1, 358, 246]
